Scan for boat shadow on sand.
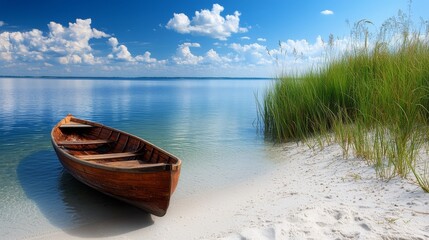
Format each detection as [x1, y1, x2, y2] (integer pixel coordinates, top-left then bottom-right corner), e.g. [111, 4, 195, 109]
[17, 150, 154, 238]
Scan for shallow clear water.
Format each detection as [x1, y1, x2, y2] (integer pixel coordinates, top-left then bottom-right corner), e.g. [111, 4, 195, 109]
[0, 77, 275, 238]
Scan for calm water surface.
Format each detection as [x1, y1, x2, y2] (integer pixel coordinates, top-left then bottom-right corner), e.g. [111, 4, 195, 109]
[0, 77, 276, 238]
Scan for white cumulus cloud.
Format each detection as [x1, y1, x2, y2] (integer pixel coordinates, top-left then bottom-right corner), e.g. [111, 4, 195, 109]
[166, 13, 191, 34]
[59, 54, 82, 64]
[204, 49, 231, 64]
[0, 18, 109, 64]
[172, 43, 233, 66]
[108, 37, 160, 64]
[205, 49, 222, 62]
[321, 10, 334, 15]
[0, 18, 164, 68]
[279, 36, 325, 57]
[51, 19, 109, 64]
[135, 51, 158, 63]
[230, 42, 272, 65]
[166, 4, 247, 40]
[266, 36, 354, 75]
[0, 21, 5, 27]
[108, 37, 134, 62]
[172, 42, 204, 65]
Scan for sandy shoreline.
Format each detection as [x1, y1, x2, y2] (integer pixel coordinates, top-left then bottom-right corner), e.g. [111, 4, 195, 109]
[32, 143, 429, 240]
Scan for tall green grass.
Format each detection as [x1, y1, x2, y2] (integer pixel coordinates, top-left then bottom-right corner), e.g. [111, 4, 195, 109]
[259, 14, 429, 191]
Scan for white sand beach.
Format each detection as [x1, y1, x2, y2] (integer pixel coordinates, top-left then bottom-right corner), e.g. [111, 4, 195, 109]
[33, 143, 429, 240]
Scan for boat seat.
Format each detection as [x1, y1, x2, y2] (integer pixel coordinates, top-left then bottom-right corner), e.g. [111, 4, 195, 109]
[59, 123, 93, 128]
[102, 160, 166, 168]
[57, 139, 113, 146]
[78, 152, 144, 160]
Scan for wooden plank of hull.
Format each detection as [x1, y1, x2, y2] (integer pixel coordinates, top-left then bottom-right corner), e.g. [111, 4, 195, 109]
[57, 139, 113, 145]
[54, 147, 173, 216]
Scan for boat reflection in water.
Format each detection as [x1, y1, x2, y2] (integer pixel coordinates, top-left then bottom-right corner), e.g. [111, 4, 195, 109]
[17, 150, 153, 238]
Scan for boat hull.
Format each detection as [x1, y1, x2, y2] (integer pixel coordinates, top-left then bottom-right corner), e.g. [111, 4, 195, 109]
[51, 115, 181, 216]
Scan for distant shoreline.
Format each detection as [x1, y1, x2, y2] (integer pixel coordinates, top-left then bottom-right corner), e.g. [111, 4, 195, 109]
[0, 76, 272, 80]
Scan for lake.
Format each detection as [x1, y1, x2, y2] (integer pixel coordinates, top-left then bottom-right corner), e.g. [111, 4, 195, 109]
[0, 77, 277, 239]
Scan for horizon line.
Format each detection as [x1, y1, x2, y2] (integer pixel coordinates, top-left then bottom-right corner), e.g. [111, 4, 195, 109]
[0, 75, 272, 80]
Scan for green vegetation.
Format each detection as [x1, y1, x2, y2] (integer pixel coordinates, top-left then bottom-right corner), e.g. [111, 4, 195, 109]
[259, 11, 429, 191]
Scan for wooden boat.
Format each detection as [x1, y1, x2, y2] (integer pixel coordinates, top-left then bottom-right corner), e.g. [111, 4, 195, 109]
[51, 114, 181, 216]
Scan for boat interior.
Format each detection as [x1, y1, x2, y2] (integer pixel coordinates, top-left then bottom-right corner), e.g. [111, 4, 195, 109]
[53, 119, 178, 168]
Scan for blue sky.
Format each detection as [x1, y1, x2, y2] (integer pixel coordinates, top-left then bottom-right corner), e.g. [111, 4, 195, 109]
[0, 0, 428, 77]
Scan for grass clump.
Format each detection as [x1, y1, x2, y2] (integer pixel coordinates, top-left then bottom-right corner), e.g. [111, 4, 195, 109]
[259, 11, 429, 191]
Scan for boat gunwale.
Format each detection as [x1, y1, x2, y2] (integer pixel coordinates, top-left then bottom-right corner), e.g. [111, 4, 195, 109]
[51, 115, 182, 173]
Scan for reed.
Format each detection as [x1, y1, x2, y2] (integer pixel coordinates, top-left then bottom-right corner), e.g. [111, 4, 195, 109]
[259, 12, 429, 191]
